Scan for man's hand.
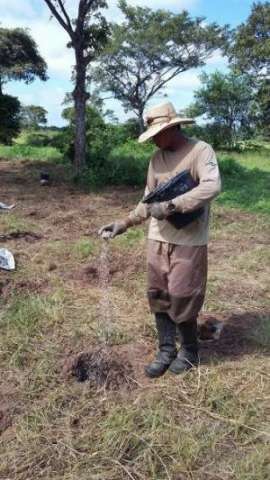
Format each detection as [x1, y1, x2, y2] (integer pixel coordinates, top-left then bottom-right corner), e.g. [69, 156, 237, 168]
[148, 202, 172, 220]
[98, 220, 128, 239]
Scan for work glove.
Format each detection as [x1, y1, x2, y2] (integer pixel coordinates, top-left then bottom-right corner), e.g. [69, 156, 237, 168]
[148, 201, 173, 221]
[98, 220, 129, 239]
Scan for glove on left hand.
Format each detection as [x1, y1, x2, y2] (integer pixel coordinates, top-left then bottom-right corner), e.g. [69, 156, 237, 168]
[148, 202, 171, 220]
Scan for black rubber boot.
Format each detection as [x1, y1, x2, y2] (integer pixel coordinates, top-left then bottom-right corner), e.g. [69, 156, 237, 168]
[145, 313, 177, 378]
[169, 320, 199, 375]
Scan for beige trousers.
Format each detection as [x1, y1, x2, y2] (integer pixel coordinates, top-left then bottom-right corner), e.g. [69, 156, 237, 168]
[147, 240, 207, 324]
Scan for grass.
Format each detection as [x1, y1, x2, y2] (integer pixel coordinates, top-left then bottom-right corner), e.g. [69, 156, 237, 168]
[0, 147, 269, 480]
[0, 293, 64, 368]
[0, 212, 37, 234]
[0, 143, 63, 162]
[218, 151, 270, 214]
[72, 238, 97, 260]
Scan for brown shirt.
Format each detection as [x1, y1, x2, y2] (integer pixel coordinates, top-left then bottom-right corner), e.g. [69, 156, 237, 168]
[128, 138, 221, 246]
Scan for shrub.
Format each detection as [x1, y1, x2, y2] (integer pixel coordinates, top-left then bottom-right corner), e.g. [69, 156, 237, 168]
[105, 140, 154, 186]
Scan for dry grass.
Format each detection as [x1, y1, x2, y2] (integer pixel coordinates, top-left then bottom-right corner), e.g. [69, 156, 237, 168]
[0, 158, 269, 480]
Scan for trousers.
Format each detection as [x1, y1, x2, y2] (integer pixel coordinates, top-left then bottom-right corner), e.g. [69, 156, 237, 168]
[147, 240, 207, 324]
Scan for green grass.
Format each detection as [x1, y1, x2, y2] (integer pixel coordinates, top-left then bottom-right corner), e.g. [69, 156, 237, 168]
[219, 149, 270, 172]
[116, 226, 145, 248]
[218, 152, 270, 214]
[0, 213, 38, 233]
[0, 293, 64, 367]
[0, 144, 63, 162]
[72, 238, 97, 260]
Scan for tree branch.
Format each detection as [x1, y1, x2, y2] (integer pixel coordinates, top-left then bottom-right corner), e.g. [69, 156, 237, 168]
[57, 0, 74, 34]
[146, 66, 185, 101]
[43, 0, 73, 38]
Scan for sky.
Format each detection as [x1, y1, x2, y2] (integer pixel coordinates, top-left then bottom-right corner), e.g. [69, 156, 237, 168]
[0, 0, 255, 126]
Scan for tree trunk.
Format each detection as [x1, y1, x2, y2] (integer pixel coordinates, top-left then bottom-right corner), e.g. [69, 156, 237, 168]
[73, 50, 87, 173]
[138, 111, 145, 133]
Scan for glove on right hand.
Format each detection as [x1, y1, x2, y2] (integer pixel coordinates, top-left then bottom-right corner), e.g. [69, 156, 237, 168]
[98, 220, 128, 239]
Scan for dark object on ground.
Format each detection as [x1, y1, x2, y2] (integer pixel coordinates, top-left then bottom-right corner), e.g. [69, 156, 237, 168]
[145, 312, 177, 378]
[0, 231, 42, 242]
[63, 347, 135, 390]
[142, 169, 203, 229]
[198, 317, 224, 340]
[40, 172, 50, 186]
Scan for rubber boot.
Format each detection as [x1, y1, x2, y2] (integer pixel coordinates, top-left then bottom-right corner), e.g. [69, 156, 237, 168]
[169, 320, 199, 375]
[145, 312, 177, 378]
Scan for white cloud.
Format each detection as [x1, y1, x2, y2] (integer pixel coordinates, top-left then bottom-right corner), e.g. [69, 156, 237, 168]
[166, 71, 201, 90]
[206, 50, 226, 65]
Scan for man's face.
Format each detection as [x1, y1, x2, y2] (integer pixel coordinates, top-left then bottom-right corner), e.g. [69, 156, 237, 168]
[152, 126, 178, 149]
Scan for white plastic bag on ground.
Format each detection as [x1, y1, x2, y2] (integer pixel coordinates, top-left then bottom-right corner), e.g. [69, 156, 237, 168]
[0, 249, 15, 271]
[0, 202, 15, 210]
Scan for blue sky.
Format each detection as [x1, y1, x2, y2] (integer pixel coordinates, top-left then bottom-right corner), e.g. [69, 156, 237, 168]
[0, 0, 254, 126]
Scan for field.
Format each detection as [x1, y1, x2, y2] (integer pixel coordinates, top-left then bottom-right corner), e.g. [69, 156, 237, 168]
[0, 147, 269, 480]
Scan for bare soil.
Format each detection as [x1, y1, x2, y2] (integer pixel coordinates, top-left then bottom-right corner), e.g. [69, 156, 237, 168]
[0, 159, 269, 479]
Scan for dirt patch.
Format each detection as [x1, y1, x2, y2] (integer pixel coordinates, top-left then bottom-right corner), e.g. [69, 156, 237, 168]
[71, 249, 145, 287]
[14, 279, 49, 295]
[0, 278, 11, 297]
[0, 278, 49, 299]
[0, 231, 43, 243]
[215, 210, 255, 225]
[63, 346, 136, 390]
[0, 409, 12, 435]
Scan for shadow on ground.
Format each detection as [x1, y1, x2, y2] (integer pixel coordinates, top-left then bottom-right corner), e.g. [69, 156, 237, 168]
[199, 311, 270, 362]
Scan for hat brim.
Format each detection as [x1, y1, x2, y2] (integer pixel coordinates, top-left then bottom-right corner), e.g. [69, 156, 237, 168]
[138, 117, 195, 143]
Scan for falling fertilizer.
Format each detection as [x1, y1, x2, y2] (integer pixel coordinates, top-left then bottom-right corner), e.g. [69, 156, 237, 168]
[97, 238, 114, 343]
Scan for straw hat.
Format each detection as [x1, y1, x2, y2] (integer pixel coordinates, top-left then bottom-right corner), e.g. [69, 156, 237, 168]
[138, 101, 195, 143]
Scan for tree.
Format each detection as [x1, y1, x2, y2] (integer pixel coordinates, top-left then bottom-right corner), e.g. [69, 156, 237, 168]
[93, 0, 228, 131]
[0, 27, 47, 94]
[228, 1, 270, 83]
[43, 0, 110, 172]
[0, 95, 21, 144]
[228, 2, 270, 134]
[20, 105, 48, 130]
[188, 71, 257, 146]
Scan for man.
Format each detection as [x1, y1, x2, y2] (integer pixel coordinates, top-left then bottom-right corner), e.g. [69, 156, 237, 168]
[99, 101, 221, 378]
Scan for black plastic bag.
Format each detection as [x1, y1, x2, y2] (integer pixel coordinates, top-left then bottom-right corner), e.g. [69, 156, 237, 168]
[142, 169, 203, 229]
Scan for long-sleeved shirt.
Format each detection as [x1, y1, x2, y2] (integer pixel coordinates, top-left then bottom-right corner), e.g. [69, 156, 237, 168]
[127, 138, 221, 246]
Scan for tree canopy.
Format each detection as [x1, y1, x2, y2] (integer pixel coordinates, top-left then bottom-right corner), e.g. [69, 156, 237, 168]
[189, 71, 257, 145]
[20, 105, 48, 130]
[93, 0, 229, 130]
[228, 1, 270, 82]
[228, 1, 270, 135]
[0, 27, 47, 93]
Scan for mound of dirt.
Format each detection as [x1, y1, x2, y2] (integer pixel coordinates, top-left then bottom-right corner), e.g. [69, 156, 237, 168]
[63, 347, 136, 390]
